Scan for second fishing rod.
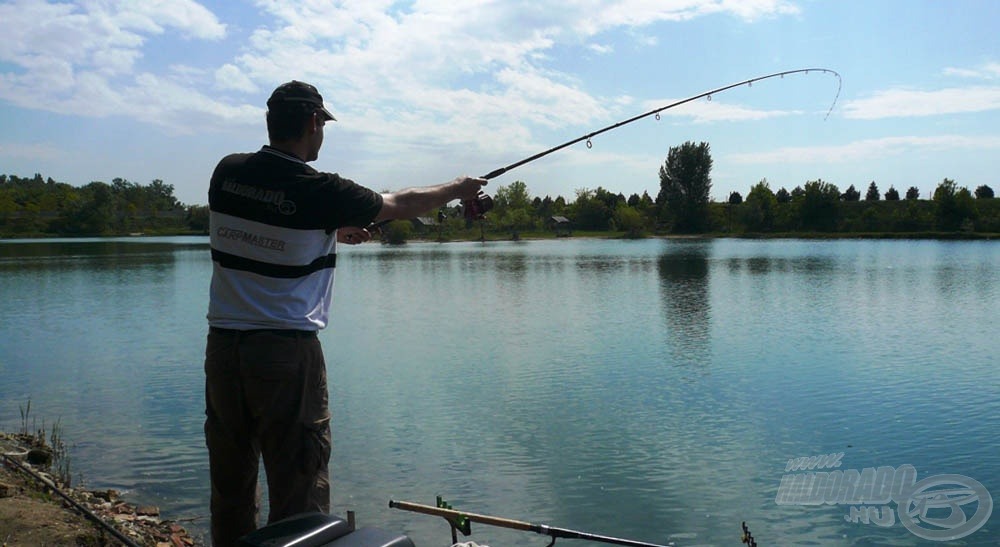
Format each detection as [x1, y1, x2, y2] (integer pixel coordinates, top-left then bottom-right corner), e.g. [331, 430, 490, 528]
[368, 67, 841, 231]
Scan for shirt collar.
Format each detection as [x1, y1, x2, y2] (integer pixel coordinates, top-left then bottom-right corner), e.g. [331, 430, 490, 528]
[260, 145, 307, 164]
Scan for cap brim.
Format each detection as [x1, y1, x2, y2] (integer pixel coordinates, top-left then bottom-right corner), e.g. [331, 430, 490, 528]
[319, 106, 336, 122]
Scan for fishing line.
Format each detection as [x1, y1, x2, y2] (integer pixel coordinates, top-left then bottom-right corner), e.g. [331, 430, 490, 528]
[368, 67, 841, 230]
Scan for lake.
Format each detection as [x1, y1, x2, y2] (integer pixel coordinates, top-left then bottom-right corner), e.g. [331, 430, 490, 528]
[0, 236, 997, 546]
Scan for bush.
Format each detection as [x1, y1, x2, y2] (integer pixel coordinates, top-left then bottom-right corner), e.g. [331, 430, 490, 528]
[381, 220, 413, 244]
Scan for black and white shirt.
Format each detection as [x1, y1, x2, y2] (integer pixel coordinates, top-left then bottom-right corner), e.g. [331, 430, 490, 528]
[207, 146, 382, 330]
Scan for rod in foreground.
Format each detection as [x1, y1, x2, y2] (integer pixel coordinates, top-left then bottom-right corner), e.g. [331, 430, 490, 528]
[389, 499, 676, 547]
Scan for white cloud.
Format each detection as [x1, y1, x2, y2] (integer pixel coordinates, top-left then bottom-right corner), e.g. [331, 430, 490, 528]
[215, 64, 257, 93]
[588, 43, 614, 54]
[943, 61, 1000, 80]
[842, 86, 1000, 119]
[220, 0, 805, 162]
[123, 0, 226, 40]
[0, 0, 801, 144]
[125, 73, 262, 131]
[571, 0, 800, 34]
[728, 135, 1000, 164]
[0, 0, 228, 121]
[0, 1, 224, 69]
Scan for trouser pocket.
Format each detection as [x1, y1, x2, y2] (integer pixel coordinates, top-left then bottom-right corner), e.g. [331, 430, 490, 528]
[300, 418, 332, 474]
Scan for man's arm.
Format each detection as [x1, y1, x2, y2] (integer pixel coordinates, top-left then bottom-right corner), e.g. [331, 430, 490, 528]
[372, 176, 487, 223]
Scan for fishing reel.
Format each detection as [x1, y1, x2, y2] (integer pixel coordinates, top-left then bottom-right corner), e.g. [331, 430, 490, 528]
[462, 192, 493, 221]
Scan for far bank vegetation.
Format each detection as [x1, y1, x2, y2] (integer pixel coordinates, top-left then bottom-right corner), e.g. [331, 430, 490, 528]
[1, 142, 997, 240]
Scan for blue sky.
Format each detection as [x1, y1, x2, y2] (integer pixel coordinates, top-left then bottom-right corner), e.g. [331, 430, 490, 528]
[1, 0, 998, 207]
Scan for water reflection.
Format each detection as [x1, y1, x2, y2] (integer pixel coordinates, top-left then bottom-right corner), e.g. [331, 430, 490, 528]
[0, 239, 206, 273]
[489, 250, 528, 282]
[723, 255, 836, 277]
[657, 240, 712, 368]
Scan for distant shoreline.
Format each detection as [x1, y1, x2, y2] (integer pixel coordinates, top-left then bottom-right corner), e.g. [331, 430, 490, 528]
[2, 230, 998, 242]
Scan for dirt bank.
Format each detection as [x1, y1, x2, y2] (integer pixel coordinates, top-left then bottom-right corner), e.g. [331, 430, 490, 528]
[0, 432, 202, 546]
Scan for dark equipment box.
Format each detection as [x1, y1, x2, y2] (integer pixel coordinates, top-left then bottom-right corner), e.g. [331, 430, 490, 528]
[238, 512, 415, 547]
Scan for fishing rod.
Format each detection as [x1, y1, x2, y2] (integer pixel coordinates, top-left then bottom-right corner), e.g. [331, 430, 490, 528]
[390, 498, 679, 547]
[480, 67, 840, 181]
[369, 67, 841, 230]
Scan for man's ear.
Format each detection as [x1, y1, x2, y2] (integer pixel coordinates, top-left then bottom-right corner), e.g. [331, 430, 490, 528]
[307, 112, 321, 134]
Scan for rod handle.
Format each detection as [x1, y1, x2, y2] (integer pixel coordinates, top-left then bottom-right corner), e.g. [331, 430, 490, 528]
[482, 167, 507, 180]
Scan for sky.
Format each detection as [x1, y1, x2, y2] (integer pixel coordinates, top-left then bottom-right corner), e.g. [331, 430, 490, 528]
[0, 0, 998, 207]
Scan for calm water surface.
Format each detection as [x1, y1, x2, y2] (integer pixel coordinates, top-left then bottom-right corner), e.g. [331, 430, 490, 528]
[0, 237, 997, 546]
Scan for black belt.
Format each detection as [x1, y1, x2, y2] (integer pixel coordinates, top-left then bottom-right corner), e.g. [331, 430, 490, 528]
[210, 326, 318, 338]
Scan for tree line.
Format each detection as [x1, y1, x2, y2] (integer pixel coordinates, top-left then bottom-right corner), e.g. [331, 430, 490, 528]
[447, 141, 998, 239]
[0, 174, 208, 236]
[2, 141, 998, 239]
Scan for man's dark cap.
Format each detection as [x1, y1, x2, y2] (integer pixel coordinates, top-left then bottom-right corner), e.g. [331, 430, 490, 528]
[267, 80, 336, 121]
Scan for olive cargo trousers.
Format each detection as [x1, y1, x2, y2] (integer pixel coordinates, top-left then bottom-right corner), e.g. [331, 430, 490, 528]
[204, 328, 332, 546]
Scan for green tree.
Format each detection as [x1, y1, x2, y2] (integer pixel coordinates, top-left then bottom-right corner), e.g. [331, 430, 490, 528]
[535, 195, 556, 219]
[893, 200, 933, 231]
[884, 186, 900, 201]
[741, 179, 778, 232]
[906, 186, 920, 200]
[933, 178, 976, 231]
[865, 181, 880, 201]
[656, 141, 713, 233]
[187, 205, 210, 232]
[571, 188, 612, 230]
[147, 179, 180, 210]
[493, 180, 531, 213]
[594, 187, 625, 212]
[841, 184, 860, 202]
[493, 180, 534, 237]
[776, 187, 791, 204]
[975, 185, 995, 199]
[63, 181, 115, 235]
[613, 203, 646, 238]
[800, 179, 841, 231]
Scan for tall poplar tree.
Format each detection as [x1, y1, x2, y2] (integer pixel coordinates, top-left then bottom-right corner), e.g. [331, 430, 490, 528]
[656, 141, 713, 233]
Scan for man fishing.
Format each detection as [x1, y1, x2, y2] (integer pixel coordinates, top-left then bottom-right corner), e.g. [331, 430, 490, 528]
[204, 80, 486, 546]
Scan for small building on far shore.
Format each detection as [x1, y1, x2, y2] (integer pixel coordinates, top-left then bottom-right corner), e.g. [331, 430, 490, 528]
[411, 216, 438, 236]
[548, 216, 572, 237]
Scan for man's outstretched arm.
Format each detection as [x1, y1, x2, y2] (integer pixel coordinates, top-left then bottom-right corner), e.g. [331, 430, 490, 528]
[373, 176, 487, 223]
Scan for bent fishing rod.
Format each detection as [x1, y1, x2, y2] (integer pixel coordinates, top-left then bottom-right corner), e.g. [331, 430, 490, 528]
[369, 67, 841, 230]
